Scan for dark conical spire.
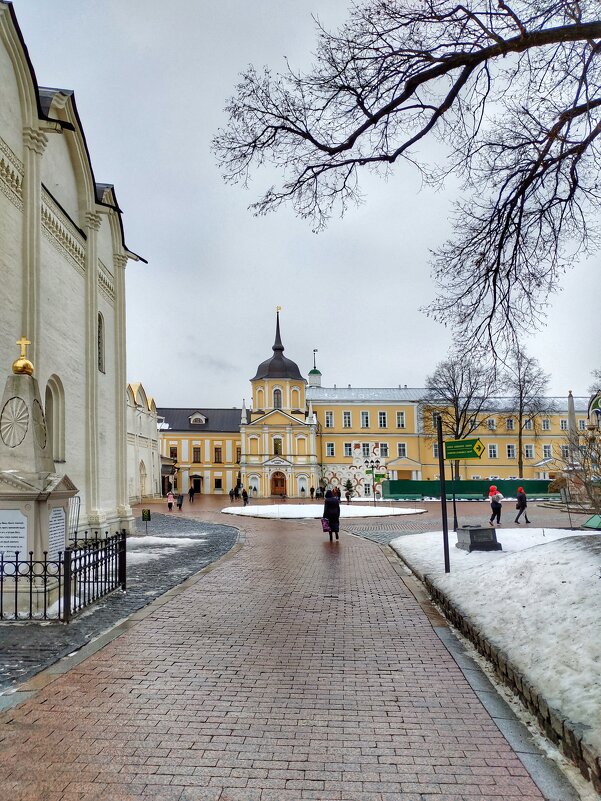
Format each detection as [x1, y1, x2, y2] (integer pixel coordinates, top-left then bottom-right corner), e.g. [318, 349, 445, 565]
[273, 309, 284, 353]
[251, 309, 304, 381]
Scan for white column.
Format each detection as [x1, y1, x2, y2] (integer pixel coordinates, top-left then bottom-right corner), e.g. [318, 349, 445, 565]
[21, 127, 48, 368]
[84, 211, 103, 526]
[114, 253, 133, 528]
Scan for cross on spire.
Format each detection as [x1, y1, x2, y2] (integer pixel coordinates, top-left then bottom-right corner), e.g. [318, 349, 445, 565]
[16, 336, 31, 359]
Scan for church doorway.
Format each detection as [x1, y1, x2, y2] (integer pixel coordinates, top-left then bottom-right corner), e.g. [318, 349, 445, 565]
[271, 471, 286, 496]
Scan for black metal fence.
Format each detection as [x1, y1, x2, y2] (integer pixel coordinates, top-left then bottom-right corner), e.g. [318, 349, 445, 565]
[0, 531, 126, 623]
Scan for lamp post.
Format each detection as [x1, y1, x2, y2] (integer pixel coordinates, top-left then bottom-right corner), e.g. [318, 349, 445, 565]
[364, 458, 381, 506]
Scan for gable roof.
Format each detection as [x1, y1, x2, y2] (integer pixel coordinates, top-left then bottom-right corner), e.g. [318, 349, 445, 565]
[157, 408, 241, 433]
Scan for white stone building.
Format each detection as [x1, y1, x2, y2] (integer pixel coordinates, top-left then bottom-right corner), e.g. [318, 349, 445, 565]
[126, 382, 161, 505]
[0, 3, 144, 531]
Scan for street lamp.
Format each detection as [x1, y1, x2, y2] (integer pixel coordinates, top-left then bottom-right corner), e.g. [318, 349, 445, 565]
[364, 458, 381, 506]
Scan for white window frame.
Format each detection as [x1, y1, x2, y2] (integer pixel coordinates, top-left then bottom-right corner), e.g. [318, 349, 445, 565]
[396, 411, 406, 429]
[325, 411, 334, 428]
[362, 443, 370, 458]
[506, 444, 516, 459]
[343, 411, 352, 428]
[433, 443, 439, 459]
[326, 442, 335, 457]
[379, 443, 389, 457]
[506, 418, 515, 430]
[561, 445, 570, 459]
[488, 444, 498, 459]
[542, 418, 550, 431]
[578, 419, 586, 431]
[378, 411, 387, 429]
[543, 444, 552, 458]
[344, 443, 352, 457]
[361, 411, 370, 428]
[560, 419, 568, 431]
[487, 418, 496, 430]
[524, 444, 534, 459]
[524, 419, 533, 430]
[397, 443, 407, 458]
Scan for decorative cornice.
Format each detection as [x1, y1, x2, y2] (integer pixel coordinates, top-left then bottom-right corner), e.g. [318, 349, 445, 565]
[0, 136, 24, 210]
[113, 253, 128, 270]
[41, 188, 86, 276]
[98, 260, 115, 303]
[84, 211, 102, 231]
[22, 126, 48, 155]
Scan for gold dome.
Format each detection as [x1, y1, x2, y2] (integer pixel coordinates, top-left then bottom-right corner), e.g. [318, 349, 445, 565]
[12, 337, 34, 375]
[12, 356, 34, 376]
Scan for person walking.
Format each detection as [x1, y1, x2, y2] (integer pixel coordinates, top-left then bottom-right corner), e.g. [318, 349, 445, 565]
[176, 493, 184, 511]
[166, 490, 174, 512]
[515, 486, 530, 524]
[188, 486, 195, 504]
[229, 488, 235, 503]
[322, 489, 340, 542]
[310, 486, 315, 500]
[489, 486, 503, 526]
[242, 488, 249, 506]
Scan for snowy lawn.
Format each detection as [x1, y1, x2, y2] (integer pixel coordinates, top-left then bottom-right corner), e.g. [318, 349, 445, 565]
[390, 527, 601, 753]
[221, 503, 425, 519]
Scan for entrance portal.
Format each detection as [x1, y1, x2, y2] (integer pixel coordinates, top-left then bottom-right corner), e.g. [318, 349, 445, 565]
[271, 471, 286, 496]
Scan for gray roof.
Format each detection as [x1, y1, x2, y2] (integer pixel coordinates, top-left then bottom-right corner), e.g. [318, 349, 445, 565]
[307, 387, 427, 402]
[157, 408, 241, 433]
[306, 387, 589, 412]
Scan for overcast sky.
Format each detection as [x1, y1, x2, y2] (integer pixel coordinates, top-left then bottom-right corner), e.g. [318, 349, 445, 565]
[14, 0, 600, 404]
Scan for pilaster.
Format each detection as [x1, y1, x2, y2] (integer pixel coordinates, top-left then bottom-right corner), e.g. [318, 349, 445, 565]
[21, 126, 48, 368]
[113, 252, 132, 526]
[84, 211, 102, 524]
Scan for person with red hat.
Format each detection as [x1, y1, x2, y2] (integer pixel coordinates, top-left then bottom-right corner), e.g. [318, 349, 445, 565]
[488, 485, 503, 526]
[515, 486, 530, 524]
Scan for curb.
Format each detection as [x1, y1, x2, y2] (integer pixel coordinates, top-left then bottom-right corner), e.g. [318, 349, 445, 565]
[422, 573, 601, 794]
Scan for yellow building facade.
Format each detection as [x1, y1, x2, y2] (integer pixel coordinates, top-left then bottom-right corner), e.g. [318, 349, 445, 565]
[158, 315, 589, 498]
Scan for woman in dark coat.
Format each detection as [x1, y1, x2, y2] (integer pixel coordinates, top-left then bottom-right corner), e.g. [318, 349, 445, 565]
[514, 487, 530, 524]
[323, 489, 340, 541]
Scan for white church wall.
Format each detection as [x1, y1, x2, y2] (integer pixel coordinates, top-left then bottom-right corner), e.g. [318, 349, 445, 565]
[40, 130, 81, 225]
[97, 294, 119, 521]
[0, 193, 22, 364]
[0, 33, 23, 155]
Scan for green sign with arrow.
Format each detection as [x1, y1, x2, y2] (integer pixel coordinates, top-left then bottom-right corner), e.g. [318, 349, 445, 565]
[444, 438, 485, 460]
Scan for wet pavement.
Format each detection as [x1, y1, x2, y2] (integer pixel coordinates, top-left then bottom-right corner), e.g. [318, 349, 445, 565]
[0, 514, 238, 691]
[0, 497, 586, 800]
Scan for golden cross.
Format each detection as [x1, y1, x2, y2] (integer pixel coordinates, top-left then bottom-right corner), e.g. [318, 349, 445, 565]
[276, 305, 282, 313]
[16, 336, 31, 358]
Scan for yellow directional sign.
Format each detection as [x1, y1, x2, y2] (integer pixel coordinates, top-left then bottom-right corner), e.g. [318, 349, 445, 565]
[444, 438, 485, 460]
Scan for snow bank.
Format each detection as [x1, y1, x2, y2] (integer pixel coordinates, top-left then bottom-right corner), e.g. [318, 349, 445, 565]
[221, 503, 425, 519]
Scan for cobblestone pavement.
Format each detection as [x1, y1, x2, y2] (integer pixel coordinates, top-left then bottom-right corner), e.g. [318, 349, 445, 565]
[0, 508, 554, 801]
[0, 514, 238, 691]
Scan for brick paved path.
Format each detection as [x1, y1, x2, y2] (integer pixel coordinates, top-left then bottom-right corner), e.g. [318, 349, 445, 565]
[0, 517, 546, 800]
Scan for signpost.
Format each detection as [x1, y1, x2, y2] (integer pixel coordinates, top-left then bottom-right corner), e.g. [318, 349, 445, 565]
[438, 434, 485, 573]
[142, 508, 151, 535]
[444, 438, 485, 460]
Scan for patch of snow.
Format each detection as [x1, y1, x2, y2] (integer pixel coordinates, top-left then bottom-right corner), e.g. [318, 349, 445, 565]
[221, 503, 425, 519]
[390, 528, 601, 754]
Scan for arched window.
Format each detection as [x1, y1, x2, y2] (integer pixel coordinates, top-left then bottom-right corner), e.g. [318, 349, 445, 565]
[97, 312, 105, 373]
[273, 388, 282, 409]
[45, 375, 65, 462]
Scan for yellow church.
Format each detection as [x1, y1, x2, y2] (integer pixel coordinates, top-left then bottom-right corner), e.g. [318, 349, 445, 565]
[158, 313, 590, 498]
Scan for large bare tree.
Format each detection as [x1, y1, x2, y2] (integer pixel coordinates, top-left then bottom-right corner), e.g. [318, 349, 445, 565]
[502, 347, 556, 477]
[215, 1, 601, 349]
[423, 355, 498, 478]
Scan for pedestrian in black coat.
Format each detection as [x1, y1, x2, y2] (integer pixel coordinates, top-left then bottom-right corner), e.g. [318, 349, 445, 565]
[515, 487, 530, 524]
[323, 489, 340, 542]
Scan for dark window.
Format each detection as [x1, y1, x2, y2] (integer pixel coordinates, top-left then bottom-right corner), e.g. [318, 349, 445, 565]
[169, 446, 177, 460]
[236, 447, 241, 463]
[214, 478, 223, 490]
[273, 388, 282, 408]
[193, 447, 201, 463]
[274, 438, 282, 455]
[214, 447, 222, 463]
[97, 313, 105, 373]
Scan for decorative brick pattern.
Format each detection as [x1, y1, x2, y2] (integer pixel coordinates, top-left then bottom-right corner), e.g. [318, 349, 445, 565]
[0, 519, 545, 800]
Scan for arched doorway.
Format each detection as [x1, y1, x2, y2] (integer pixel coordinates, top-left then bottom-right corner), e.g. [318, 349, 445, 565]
[271, 471, 286, 496]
